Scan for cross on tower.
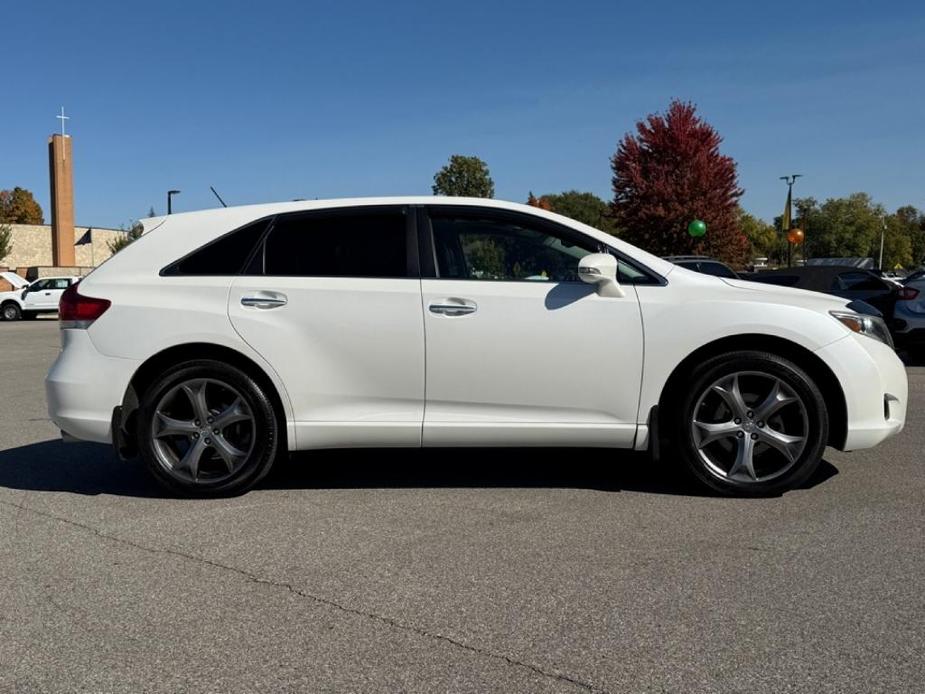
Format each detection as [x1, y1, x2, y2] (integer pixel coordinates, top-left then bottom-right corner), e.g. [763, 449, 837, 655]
[56, 107, 70, 160]
[56, 107, 69, 137]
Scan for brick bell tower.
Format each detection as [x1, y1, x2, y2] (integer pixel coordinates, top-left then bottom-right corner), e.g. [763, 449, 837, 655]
[48, 107, 76, 267]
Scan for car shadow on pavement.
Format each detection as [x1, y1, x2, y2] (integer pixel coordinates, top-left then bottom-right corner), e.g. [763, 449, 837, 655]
[0, 439, 838, 499]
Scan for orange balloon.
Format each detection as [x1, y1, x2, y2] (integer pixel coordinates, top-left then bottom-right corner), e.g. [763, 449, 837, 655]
[787, 228, 805, 244]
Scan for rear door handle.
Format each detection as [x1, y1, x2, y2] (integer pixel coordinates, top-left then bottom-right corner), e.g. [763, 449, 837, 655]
[241, 292, 288, 309]
[429, 301, 477, 316]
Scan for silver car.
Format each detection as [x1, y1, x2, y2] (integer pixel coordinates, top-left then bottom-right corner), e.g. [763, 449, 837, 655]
[892, 278, 925, 350]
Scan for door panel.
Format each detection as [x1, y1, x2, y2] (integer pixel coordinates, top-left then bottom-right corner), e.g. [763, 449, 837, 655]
[421, 280, 643, 446]
[227, 206, 425, 449]
[420, 208, 645, 447]
[24, 279, 66, 310]
[229, 277, 425, 448]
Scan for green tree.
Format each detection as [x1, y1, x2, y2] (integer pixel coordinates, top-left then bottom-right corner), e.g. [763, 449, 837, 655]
[738, 208, 777, 259]
[778, 195, 922, 269]
[108, 222, 143, 254]
[432, 155, 494, 198]
[530, 190, 618, 235]
[881, 217, 913, 270]
[891, 206, 925, 268]
[0, 187, 44, 224]
[0, 224, 12, 263]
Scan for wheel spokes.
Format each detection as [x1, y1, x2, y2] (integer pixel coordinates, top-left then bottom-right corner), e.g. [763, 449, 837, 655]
[727, 435, 758, 481]
[693, 419, 740, 448]
[152, 377, 256, 485]
[711, 374, 749, 420]
[213, 397, 250, 429]
[154, 413, 198, 438]
[692, 371, 810, 485]
[181, 380, 212, 424]
[211, 435, 248, 473]
[177, 436, 208, 480]
[753, 381, 798, 423]
[757, 426, 805, 463]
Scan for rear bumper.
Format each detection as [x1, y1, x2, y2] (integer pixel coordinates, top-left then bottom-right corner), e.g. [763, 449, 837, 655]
[815, 335, 908, 451]
[45, 329, 140, 444]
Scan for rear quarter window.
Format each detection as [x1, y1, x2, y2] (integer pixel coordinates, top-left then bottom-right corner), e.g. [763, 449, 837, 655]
[162, 218, 271, 276]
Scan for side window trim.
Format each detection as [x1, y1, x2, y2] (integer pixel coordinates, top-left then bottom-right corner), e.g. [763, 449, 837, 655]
[421, 205, 665, 285]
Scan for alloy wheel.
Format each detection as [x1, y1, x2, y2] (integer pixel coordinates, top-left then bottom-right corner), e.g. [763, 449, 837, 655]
[690, 371, 809, 484]
[150, 377, 256, 484]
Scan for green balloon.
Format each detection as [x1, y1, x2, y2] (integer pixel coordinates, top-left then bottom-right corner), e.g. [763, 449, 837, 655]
[688, 219, 707, 237]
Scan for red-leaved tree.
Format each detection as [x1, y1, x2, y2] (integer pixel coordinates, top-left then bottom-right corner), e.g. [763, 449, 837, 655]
[611, 100, 748, 265]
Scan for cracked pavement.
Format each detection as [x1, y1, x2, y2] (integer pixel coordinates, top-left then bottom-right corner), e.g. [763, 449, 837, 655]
[1, 320, 923, 692]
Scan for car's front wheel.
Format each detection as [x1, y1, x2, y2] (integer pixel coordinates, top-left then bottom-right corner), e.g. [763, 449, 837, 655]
[670, 351, 828, 496]
[1, 302, 21, 321]
[137, 359, 280, 496]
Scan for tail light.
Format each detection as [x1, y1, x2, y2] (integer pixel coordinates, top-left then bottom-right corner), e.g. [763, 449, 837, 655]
[897, 286, 920, 301]
[59, 282, 111, 328]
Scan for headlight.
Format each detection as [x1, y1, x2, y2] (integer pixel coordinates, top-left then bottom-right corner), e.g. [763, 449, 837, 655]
[830, 311, 894, 349]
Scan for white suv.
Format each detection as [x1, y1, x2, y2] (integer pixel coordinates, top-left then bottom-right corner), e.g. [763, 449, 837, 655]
[46, 198, 907, 497]
[1, 274, 81, 321]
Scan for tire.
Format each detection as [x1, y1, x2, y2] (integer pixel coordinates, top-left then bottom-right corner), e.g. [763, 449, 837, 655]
[667, 350, 828, 497]
[136, 359, 280, 497]
[1, 302, 21, 321]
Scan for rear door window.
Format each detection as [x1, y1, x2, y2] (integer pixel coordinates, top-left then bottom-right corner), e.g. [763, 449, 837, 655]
[261, 208, 409, 278]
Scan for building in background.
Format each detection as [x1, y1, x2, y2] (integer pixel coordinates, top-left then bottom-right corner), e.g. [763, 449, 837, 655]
[0, 120, 128, 290]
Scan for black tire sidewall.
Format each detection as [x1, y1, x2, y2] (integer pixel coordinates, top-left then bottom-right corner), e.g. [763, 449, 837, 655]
[672, 351, 828, 496]
[137, 359, 279, 497]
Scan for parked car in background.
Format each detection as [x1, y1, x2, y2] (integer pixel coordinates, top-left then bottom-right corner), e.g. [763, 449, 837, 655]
[46, 198, 906, 499]
[0, 275, 81, 321]
[901, 269, 925, 285]
[891, 277, 925, 349]
[742, 266, 912, 324]
[663, 255, 740, 279]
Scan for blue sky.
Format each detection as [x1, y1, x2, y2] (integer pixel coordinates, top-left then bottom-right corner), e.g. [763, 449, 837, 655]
[3, 0, 924, 229]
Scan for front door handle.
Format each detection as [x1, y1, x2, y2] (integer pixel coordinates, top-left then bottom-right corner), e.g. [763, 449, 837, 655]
[241, 292, 288, 309]
[429, 301, 477, 317]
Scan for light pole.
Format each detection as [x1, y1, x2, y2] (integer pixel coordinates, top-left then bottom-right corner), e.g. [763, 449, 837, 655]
[780, 174, 802, 267]
[167, 189, 181, 215]
[879, 217, 886, 270]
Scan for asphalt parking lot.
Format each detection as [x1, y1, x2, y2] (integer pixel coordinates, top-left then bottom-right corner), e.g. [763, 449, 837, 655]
[0, 320, 922, 693]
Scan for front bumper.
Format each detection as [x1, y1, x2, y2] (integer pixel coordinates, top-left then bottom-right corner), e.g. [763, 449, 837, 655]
[815, 335, 908, 451]
[46, 329, 140, 444]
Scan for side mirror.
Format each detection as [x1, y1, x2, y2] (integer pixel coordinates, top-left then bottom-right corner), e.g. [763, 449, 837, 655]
[578, 253, 624, 298]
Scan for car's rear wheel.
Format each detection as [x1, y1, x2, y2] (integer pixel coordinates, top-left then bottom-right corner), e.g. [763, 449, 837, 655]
[1, 302, 21, 321]
[137, 359, 279, 496]
[670, 351, 828, 496]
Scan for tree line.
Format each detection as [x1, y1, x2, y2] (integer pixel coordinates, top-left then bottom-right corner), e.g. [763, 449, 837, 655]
[433, 101, 924, 270]
[5, 104, 923, 269]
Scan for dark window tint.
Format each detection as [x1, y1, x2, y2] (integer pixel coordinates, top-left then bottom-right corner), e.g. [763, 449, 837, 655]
[696, 262, 738, 279]
[165, 218, 269, 276]
[431, 215, 595, 282]
[833, 272, 889, 291]
[750, 274, 801, 287]
[262, 210, 407, 277]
